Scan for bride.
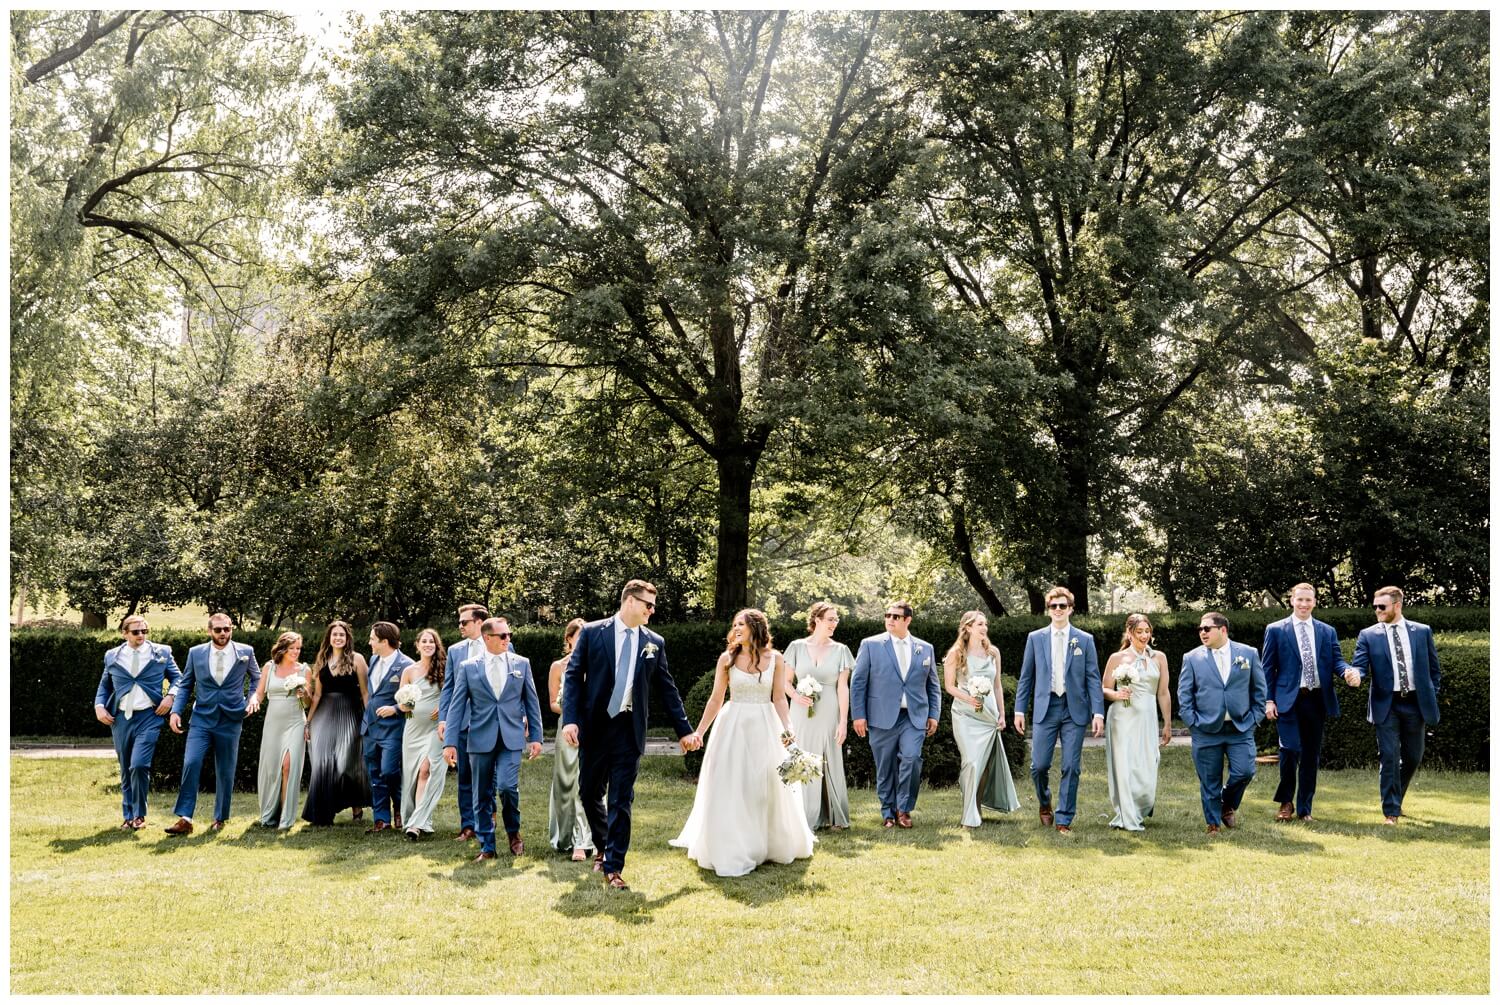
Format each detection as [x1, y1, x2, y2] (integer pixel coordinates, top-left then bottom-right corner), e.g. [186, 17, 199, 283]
[670, 608, 816, 877]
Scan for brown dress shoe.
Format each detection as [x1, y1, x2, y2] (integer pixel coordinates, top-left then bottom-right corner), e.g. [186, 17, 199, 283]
[896, 812, 913, 829]
[1298, 814, 1314, 823]
[1055, 824, 1072, 835]
[474, 851, 497, 862]
[454, 827, 476, 842]
[1221, 809, 1239, 829]
[604, 872, 629, 890]
[1039, 804, 1054, 827]
[592, 851, 605, 872]
[1206, 824, 1221, 835]
[882, 818, 896, 829]
[209, 819, 226, 831]
[393, 815, 403, 830]
[1383, 815, 1399, 825]
[507, 832, 524, 856]
[1276, 802, 1294, 822]
[164, 818, 194, 836]
[131, 817, 146, 830]
[366, 821, 392, 833]
[118, 821, 135, 831]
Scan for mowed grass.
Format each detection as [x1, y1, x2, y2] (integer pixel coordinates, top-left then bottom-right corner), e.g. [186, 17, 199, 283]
[11, 747, 1488, 994]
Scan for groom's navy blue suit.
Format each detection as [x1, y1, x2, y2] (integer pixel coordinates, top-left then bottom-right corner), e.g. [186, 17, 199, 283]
[562, 617, 693, 874]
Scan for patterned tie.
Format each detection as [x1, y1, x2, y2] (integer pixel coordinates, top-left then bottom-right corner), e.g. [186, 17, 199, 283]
[1297, 621, 1317, 689]
[608, 628, 634, 717]
[1392, 628, 1410, 692]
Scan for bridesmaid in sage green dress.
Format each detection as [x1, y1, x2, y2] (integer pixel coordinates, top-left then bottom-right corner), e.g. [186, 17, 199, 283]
[943, 611, 1019, 828]
[548, 619, 594, 860]
[399, 629, 448, 839]
[253, 632, 309, 830]
[1103, 614, 1173, 831]
[781, 602, 853, 830]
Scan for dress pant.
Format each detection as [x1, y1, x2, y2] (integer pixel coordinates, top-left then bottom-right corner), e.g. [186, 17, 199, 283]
[1272, 690, 1328, 816]
[364, 732, 403, 824]
[173, 721, 242, 821]
[469, 746, 521, 854]
[868, 709, 926, 819]
[1375, 694, 1427, 818]
[111, 711, 166, 821]
[1189, 725, 1256, 826]
[1030, 697, 1086, 826]
[450, 729, 475, 831]
[579, 712, 643, 874]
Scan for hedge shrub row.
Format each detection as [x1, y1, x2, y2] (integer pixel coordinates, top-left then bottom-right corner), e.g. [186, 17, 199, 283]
[14, 607, 1487, 793]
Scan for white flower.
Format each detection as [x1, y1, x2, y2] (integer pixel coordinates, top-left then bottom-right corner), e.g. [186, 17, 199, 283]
[642, 642, 659, 659]
[777, 744, 823, 786]
[1234, 656, 1250, 671]
[394, 682, 423, 714]
[966, 676, 993, 702]
[795, 675, 823, 718]
[282, 673, 308, 697]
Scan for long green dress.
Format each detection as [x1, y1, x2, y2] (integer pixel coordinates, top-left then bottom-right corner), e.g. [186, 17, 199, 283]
[951, 654, 1020, 826]
[548, 674, 593, 853]
[400, 675, 447, 834]
[257, 663, 308, 829]
[784, 638, 853, 830]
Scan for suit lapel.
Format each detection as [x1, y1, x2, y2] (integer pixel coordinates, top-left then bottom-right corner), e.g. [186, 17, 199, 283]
[883, 634, 898, 677]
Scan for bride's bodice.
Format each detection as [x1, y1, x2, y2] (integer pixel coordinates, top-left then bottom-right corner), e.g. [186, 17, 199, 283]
[728, 661, 776, 704]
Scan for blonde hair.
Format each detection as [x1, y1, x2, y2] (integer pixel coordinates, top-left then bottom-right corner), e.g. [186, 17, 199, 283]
[1045, 586, 1074, 607]
[943, 610, 997, 681]
[805, 601, 839, 634]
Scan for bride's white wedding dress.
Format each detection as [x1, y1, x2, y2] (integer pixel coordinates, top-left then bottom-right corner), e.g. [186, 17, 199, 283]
[670, 658, 816, 877]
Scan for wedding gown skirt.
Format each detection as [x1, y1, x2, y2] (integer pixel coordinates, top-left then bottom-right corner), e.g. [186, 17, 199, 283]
[670, 667, 816, 877]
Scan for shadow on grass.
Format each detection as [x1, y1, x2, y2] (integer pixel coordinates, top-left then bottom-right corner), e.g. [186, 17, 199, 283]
[697, 857, 824, 906]
[47, 827, 140, 853]
[551, 875, 696, 925]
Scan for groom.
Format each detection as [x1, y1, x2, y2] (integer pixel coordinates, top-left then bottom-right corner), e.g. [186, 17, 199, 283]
[1178, 612, 1266, 834]
[850, 600, 941, 829]
[560, 579, 700, 890]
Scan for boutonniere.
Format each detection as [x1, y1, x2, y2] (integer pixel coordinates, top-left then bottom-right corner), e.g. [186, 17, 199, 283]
[642, 643, 659, 660]
[1234, 656, 1250, 671]
[508, 668, 523, 678]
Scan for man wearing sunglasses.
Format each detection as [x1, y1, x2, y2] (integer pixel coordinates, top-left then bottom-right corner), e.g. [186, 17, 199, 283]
[1014, 587, 1103, 834]
[444, 617, 543, 859]
[438, 602, 490, 841]
[94, 615, 180, 831]
[1178, 612, 1266, 835]
[561, 579, 701, 890]
[850, 600, 942, 830]
[1351, 587, 1441, 825]
[166, 613, 261, 835]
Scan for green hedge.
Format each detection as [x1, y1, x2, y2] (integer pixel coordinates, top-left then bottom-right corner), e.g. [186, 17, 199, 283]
[15, 608, 1488, 793]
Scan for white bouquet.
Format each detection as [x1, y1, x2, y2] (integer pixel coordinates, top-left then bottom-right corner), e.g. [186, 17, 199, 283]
[394, 682, 423, 717]
[777, 744, 823, 787]
[795, 676, 823, 717]
[965, 675, 992, 712]
[283, 670, 310, 708]
[1113, 667, 1136, 704]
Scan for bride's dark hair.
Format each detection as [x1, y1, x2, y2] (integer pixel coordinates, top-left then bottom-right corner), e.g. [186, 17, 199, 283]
[725, 608, 773, 677]
[1119, 613, 1153, 651]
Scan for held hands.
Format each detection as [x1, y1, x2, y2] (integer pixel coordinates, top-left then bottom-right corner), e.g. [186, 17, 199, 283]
[169, 713, 184, 734]
[1265, 700, 1278, 721]
[1012, 713, 1025, 736]
[245, 695, 261, 716]
[852, 717, 868, 738]
[1091, 714, 1104, 739]
[561, 723, 580, 748]
[678, 732, 703, 753]
[1342, 667, 1362, 686]
[94, 704, 114, 726]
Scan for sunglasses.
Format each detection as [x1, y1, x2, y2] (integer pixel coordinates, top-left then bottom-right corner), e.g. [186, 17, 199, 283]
[126, 628, 148, 636]
[1373, 603, 1391, 611]
[210, 626, 233, 633]
[884, 612, 909, 620]
[1048, 602, 1071, 611]
[1197, 626, 1217, 633]
[458, 618, 476, 627]
[635, 598, 656, 611]
[488, 632, 512, 640]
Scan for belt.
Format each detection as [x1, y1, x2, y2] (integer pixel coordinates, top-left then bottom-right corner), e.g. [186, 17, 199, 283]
[1396, 689, 1417, 699]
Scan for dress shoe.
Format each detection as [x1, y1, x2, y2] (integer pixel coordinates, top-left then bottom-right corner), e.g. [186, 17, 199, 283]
[130, 817, 146, 830]
[1275, 802, 1294, 822]
[508, 832, 524, 856]
[1055, 824, 1072, 835]
[1039, 804, 1054, 827]
[209, 819, 226, 831]
[474, 850, 497, 862]
[118, 821, 135, 831]
[570, 847, 588, 862]
[1383, 815, 1399, 826]
[1206, 824, 1221, 835]
[896, 812, 913, 829]
[1297, 814, 1314, 823]
[393, 816, 403, 830]
[164, 818, 193, 836]
[405, 828, 421, 842]
[604, 872, 629, 890]
[366, 821, 392, 833]
[453, 827, 476, 842]
[592, 851, 605, 872]
[1221, 809, 1239, 829]
[882, 817, 896, 829]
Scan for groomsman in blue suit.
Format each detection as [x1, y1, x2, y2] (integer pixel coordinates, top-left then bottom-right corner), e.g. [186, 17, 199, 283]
[1013, 587, 1104, 834]
[1351, 586, 1441, 825]
[166, 613, 261, 835]
[851, 600, 942, 829]
[94, 615, 180, 830]
[438, 602, 489, 841]
[363, 621, 412, 833]
[443, 616, 544, 860]
[1262, 583, 1360, 822]
[1178, 612, 1266, 835]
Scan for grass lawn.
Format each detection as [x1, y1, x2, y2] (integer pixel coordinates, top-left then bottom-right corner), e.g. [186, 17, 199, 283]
[10, 747, 1488, 994]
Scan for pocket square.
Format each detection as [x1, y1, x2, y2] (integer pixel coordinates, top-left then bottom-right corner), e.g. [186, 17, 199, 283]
[508, 669, 523, 678]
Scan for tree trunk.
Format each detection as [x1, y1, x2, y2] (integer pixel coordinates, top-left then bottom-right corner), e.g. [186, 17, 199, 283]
[1025, 585, 1045, 616]
[82, 610, 107, 629]
[1055, 423, 1093, 614]
[712, 449, 758, 620]
[950, 502, 1007, 616]
[1160, 528, 1178, 611]
[12, 581, 26, 627]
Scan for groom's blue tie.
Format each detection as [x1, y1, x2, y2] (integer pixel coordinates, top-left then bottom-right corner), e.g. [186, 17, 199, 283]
[608, 628, 634, 717]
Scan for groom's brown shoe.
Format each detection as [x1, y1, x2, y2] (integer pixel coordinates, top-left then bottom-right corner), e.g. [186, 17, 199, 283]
[474, 851, 496, 862]
[896, 812, 913, 829]
[1206, 824, 1221, 835]
[592, 851, 605, 872]
[1275, 802, 1294, 822]
[454, 827, 476, 842]
[1221, 809, 1239, 830]
[164, 817, 193, 836]
[882, 818, 895, 829]
[507, 832, 524, 856]
[1039, 804, 1054, 827]
[604, 872, 629, 891]
[1055, 824, 1072, 835]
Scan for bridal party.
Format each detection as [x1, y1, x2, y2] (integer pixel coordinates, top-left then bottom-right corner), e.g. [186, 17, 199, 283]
[93, 578, 1441, 886]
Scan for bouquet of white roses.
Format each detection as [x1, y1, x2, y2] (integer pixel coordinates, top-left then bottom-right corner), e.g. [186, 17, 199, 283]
[795, 675, 823, 717]
[394, 682, 423, 717]
[964, 675, 992, 712]
[777, 744, 823, 787]
[282, 670, 310, 709]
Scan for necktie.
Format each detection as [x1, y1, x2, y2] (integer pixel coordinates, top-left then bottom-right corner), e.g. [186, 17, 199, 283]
[213, 648, 227, 685]
[1297, 621, 1317, 689]
[487, 655, 502, 696]
[1392, 628, 1410, 692]
[1052, 632, 1066, 694]
[123, 648, 141, 719]
[608, 628, 634, 717]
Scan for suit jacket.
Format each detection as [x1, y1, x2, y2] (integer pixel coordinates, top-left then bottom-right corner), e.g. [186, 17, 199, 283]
[362, 650, 414, 741]
[1015, 626, 1105, 725]
[1261, 615, 1350, 717]
[849, 632, 941, 730]
[438, 636, 484, 728]
[171, 641, 259, 730]
[1178, 641, 1267, 734]
[1352, 620, 1441, 725]
[95, 642, 181, 713]
[560, 617, 692, 754]
[446, 650, 543, 754]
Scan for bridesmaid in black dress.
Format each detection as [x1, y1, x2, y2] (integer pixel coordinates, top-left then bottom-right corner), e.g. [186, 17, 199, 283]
[301, 620, 372, 825]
